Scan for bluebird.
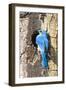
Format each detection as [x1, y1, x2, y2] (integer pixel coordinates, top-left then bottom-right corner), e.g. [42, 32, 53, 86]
[36, 30, 49, 68]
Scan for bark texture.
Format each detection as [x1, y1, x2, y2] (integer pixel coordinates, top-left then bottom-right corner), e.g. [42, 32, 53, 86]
[19, 13, 58, 78]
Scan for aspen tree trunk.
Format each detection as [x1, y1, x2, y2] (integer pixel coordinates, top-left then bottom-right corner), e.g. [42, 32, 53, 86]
[19, 13, 58, 77]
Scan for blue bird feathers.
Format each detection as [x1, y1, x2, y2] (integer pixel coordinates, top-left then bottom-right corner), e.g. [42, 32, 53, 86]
[36, 30, 49, 68]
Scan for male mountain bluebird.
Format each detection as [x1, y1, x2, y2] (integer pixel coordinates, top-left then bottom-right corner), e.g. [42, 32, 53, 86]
[36, 30, 49, 68]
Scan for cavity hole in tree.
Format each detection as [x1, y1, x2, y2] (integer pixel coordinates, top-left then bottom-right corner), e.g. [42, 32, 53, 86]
[31, 30, 39, 48]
